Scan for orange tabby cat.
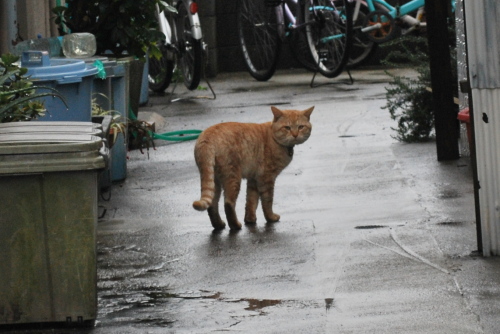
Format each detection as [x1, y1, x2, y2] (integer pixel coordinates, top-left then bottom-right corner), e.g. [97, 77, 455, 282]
[193, 106, 314, 230]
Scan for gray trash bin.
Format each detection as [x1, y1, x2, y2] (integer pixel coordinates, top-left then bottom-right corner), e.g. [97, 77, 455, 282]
[0, 127, 105, 327]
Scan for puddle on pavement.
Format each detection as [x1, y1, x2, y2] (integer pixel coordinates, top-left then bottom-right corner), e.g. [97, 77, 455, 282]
[338, 134, 376, 138]
[325, 298, 334, 311]
[438, 189, 461, 199]
[96, 240, 285, 329]
[355, 225, 387, 229]
[242, 298, 281, 312]
[97, 288, 287, 329]
[436, 221, 466, 226]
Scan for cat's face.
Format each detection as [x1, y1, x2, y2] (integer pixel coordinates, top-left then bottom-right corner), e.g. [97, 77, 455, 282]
[271, 106, 313, 147]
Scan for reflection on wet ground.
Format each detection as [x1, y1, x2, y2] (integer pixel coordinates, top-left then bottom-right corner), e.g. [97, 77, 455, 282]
[90, 216, 325, 332]
[95, 228, 294, 330]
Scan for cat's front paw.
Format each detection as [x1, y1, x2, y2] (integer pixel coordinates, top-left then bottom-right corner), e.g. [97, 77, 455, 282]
[228, 220, 242, 230]
[244, 213, 257, 224]
[265, 213, 280, 223]
[211, 220, 226, 230]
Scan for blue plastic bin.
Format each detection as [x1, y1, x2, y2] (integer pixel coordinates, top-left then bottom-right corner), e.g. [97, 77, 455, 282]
[21, 51, 98, 122]
[86, 57, 128, 182]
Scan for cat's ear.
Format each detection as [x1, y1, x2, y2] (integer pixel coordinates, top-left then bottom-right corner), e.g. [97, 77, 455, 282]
[302, 106, 314, 120]
[271, 106, 283, 121]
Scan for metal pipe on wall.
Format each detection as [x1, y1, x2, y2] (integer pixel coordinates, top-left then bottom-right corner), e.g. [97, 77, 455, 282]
[0, 0, 18, 54]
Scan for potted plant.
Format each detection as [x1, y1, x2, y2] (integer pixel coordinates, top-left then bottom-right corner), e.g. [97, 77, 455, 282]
[91, 93, 127, 149]
[53, 0, 165, 61]
[53, 0, 166, 116]
[127, 118, 156, 157]
[0, 53, 67, 122]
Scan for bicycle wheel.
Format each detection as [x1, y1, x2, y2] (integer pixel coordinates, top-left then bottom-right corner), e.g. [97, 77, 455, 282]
[348, 2, 377, 68]
[288, 0, 318, 72]
[237, 0, 282, 81]
[175, 1, 202, 90]
[148, 45, 175, 93]
[304, 0, 353, 78]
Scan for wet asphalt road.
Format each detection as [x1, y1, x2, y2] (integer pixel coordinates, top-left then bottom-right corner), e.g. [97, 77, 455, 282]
[7, 68, 500, 333]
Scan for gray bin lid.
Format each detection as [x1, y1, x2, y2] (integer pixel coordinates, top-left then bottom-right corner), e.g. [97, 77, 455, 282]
[0, 121, 101, 128]
[0, 132, 105, 174]
[0, 125, 102, 135]
[0, 121, 104, 138]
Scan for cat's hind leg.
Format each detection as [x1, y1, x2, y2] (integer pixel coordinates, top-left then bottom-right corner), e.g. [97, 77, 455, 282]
[244, 179, 259, 224]
[222, 176, 243, 230]
[208, 181, 225, 230]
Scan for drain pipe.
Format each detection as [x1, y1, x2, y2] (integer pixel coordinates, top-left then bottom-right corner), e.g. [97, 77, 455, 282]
[0, 0, 18, 54]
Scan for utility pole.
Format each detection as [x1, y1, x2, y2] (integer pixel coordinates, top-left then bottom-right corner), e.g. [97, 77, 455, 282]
[425, 0, 460, 161]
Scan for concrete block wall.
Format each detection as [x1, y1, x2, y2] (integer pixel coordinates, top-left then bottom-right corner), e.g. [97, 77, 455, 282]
[197, 0, 218, 77]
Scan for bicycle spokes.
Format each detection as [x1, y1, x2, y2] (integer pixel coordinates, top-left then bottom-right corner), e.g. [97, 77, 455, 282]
[305, 0, 352, 78]
[238, 0, 281, 81]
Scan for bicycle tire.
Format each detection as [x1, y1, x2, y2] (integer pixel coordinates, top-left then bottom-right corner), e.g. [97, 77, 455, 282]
[288, 0, 317, 72]
[348, 2, 377, 68]
[175, 1, 202, 90]
[304, 0, 353, 78]
[237, 0, 282, 81]
[148, 45, 175, 93]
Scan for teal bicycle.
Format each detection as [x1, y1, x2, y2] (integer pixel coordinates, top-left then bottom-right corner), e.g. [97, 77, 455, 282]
[348, 0, 456, 67]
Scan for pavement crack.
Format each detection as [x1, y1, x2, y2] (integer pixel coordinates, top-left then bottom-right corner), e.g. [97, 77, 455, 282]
[389, 228, 450, 275]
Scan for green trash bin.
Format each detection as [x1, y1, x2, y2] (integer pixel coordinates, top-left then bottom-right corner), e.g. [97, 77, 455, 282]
[0, 129, 105, 327]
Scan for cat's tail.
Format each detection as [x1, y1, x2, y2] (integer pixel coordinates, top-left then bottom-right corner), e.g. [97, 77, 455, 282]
[193, 143, 215, 211]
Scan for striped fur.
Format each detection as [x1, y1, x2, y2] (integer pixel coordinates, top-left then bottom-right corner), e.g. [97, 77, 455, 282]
[193, 106, 314, 230]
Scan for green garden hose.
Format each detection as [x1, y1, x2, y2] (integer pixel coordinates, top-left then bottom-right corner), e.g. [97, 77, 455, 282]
[128, 105, 201, 142]
[152, 129, 201, 142]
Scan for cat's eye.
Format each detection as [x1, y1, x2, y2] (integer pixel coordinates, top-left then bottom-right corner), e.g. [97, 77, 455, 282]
[298, 125, 304, 130]
[284, 126, 291, 130]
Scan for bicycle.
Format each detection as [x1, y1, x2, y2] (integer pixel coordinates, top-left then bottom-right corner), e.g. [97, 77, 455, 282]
[148, 0, 204, 92]
[237, 0, 353, 81]
[348, 0, 455, 67]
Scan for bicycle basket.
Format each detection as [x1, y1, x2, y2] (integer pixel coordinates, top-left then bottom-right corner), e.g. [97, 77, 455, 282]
[265, 0, 283, 7]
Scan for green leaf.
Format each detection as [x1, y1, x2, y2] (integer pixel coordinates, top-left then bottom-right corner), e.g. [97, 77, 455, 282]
[0, 68, 22, 85]
[0, 54, 20, 67]
[149, 45, 162, 60]
[0, 85, 64, 99]
[0, 92, 68, 116]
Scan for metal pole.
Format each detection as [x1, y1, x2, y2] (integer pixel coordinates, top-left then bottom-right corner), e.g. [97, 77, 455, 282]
[425, 0, 460, 161]
[0, 0, 18, 54]
[457, 0, 482, 254]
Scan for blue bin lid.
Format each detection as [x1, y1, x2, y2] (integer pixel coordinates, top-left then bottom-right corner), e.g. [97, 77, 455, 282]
[22, 51, 98, 84]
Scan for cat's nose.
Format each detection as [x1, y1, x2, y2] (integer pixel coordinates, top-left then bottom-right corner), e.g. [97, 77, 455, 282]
[291, 131, 299, 138]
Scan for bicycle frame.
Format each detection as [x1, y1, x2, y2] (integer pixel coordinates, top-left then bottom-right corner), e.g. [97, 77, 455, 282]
[150, 0, 204, 91]
[156, 3, 174, 45]
[366, 0, 424, 18]
[351, 0, 426, 38]
[184, 0, 203, 40]
[156, 1, 203, 43]
[354, 0, 455, 31]
[278, 0, 346, 43]
[281, 0, 300, 30]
